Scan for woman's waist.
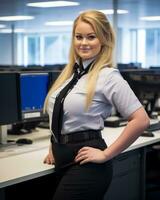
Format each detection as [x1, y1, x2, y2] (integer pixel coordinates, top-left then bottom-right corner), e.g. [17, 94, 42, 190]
[59, 129, 102, 144]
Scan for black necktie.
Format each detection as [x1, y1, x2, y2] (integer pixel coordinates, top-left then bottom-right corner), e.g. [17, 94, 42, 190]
[51, 62, 92, 143]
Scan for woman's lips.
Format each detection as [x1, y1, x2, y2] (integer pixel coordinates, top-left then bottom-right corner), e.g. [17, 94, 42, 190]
[79, 47, 91, 51]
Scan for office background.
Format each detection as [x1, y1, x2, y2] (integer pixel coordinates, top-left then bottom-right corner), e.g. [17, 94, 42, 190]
[0, 0, 160, 68]
[0, 1, 160, 200]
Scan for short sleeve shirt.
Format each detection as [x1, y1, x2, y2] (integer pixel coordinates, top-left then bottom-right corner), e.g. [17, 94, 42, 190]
[48, 67, 142, 134]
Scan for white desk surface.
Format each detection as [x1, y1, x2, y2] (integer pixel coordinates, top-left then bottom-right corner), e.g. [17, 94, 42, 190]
[0, 127, 160, 189]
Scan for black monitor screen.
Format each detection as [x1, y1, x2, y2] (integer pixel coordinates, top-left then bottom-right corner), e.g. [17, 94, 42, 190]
[19, 73, 49, 120]
[0, 72, 20, 125]
[120, 69, 160, 117]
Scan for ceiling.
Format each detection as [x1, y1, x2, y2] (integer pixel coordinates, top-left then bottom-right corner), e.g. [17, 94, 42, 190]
[0, 0, 160, 33]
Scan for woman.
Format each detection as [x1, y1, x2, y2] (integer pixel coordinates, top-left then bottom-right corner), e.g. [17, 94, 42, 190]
[44, 10, 149, 200]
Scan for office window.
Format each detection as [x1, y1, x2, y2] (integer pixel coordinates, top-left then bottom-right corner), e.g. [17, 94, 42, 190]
[130, 29, 137, 62]
[44, 34, 71, 65]
[118, 28, 131, 63]
[137, 29, 146, 67]
[61, 34, 71, 63]
[117, 0, 160, 68]
[146, 29, 160, 67]
[27, 36, 40, 65]
[129, 28, 160, 68]
[44, 36, 59, 64]
[22, 33, 71, 66]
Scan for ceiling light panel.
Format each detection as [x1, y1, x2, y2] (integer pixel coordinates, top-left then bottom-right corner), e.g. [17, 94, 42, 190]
[140, 16, 160, 21]
[0, 28, 25, 33]
[45, 21, 73, 26]
[99, 9, 128, 15]
[27, 1, 79, 8]
[0, 16, 34, 21]
[0, 24, 6, 28]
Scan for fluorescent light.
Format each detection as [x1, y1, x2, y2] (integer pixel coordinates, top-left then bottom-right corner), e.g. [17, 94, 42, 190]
[99, 9, 128, 15]
[117, 10, 129, 14]
[27, 1, 79, 8]
[0, 28, 25, 33]
[0, 29, 12, 33]
[14, 28, 26, 33]
[0, 16, 34, 21]
[140, 16, 160, 21]
[45, 21, 73, 26]
[0, 24, 6, 28]
[99, 9, 113, 15]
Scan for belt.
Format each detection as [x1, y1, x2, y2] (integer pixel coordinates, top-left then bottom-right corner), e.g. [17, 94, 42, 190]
[59, 130, 102, 144]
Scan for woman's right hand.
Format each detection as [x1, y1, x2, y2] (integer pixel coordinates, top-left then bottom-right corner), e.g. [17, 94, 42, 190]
[43, 144, 55, 165]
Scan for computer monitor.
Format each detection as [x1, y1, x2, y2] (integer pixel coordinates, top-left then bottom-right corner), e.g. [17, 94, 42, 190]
[8, 72, 50, 135]
[120, 69, 160, 118]
[44, 64, 65, 71]
[0, 72, 21, 144]
[117, 62, 141, 70]
[149, 66, 160, 71]
[0, 71, 50, 144]
[48, 70, 61, 89]
[19, 72, 49, 121]
[0, 72, 20, 125]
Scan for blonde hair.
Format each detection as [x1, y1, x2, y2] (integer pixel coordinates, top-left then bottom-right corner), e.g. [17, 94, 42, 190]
[44, 10, 115, 112]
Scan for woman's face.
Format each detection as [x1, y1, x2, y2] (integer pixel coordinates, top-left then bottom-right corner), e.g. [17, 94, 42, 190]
[74, 21, 101, 61]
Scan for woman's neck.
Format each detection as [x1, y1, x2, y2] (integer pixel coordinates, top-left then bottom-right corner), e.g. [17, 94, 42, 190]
[82, 57, 95, 69]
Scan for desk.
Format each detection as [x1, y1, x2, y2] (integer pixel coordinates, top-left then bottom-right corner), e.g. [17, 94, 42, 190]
[0, 129, 53, 188]
[103, 128, 160, 200]
[0, 127, 160, 200]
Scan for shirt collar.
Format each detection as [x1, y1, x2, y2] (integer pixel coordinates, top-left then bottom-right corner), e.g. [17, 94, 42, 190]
[76, 57, 95, 69]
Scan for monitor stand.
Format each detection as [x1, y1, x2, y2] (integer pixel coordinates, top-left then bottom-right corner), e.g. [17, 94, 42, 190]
[0, 125, 7, 145]
[7, 122, 39, 135]
[0, 125, 16, 148]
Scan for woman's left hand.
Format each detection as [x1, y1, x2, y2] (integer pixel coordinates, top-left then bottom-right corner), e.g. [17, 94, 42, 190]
[75, 146, 107, 165]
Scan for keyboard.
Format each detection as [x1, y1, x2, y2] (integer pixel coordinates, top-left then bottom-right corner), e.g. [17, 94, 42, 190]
[147, 122, 160, 132]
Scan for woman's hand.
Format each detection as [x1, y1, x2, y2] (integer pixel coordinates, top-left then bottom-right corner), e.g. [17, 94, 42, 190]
[75, 146, 107, 165]
[43, 145, 55, 165]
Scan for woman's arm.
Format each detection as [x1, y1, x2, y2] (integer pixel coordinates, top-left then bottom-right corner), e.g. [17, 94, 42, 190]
[103, 107, 150, 160]
[75, 107, 150, 164]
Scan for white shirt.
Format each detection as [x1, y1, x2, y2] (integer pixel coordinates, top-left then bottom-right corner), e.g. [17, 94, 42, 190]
[48, 65, 142, 134]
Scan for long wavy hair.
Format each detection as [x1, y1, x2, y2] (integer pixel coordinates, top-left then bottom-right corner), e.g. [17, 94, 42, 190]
[44, 10, 115, 112]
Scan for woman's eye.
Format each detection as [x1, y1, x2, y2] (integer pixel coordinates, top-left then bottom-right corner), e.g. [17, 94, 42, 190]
[75, 35, 96, 41]
[75, 35, 83, 40]
[87, 35, 96, 40]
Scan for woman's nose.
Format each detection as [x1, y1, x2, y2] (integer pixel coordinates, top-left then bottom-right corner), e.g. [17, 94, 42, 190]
[81, 37, 88, 44]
